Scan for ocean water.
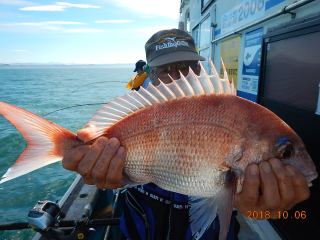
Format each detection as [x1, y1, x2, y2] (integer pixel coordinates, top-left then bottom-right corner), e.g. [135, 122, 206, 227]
[0, 67, 133, 240]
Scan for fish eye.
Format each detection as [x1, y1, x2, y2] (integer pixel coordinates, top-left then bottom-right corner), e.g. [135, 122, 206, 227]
[275, 141, 295, 159]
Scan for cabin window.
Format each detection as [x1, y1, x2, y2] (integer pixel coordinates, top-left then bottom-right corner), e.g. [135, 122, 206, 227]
[193, 26, 199, 53]
[193, 15, 211, 73]
[203, 0, 211, 5]
[263, 31, 320, 111]
[199, 16, 210, 48]
[201, 0, 215, 13]
[186, 11, 190, 33]
[199, 47, 210, 73]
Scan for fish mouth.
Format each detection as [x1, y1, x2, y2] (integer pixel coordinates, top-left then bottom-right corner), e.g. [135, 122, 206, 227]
[306, 172, 318, 187]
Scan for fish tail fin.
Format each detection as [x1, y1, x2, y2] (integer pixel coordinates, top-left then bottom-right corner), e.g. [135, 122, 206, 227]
[0, 101, 79, 184]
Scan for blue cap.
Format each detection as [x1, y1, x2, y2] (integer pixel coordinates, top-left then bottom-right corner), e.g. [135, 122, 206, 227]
[134, 60, 146, 72]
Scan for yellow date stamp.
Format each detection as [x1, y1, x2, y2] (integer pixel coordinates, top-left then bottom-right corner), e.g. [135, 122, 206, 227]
[247, 211, 306, 219]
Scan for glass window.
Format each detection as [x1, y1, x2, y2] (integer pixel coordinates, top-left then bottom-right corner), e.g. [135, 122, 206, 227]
[203, 0, 211, 6]
[200, 17, 210, 48]
[193, 26, 199, 53]
[199, 47, 210, 73]
[264, 31, 320, 110]
[201, 0, 215, 13]
[186, 11, 190, 33]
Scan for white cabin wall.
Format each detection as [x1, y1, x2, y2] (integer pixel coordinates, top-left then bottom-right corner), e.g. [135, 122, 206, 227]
[180, 0, 320, 99]
[179, 1, 320, 239]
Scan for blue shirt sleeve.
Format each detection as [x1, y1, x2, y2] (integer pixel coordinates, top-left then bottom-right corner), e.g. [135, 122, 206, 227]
[141, 76, 151, 89]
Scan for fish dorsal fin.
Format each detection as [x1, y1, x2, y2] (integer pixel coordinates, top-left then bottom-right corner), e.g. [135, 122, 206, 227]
[85, 59, 236, 140]
[220, 58, 231, 94]
[230, 78, 236, 96]
[175, 73, 196, 96]
[120, 93, 146, 108]
[185, 66, 205, 95]
[145, 83, 168, 102]
[209, 59, 224, 94]
[198, 62, 215, 94]
[156, 79, 177, 100]
[136, 86, 160, 104]
[166, 75, 187, 98]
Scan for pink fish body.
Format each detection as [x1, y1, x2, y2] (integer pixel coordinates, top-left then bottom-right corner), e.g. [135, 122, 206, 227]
[109, 93, 316, 194]
[0, 60, 317, 240]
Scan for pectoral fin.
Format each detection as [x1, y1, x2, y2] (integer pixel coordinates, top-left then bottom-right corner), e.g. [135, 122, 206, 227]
[189, 170, 237, 240]
[217, 170, 237, 240]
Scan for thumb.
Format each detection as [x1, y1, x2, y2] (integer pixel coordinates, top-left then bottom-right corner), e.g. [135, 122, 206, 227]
[234, 164, 260, 215]
[77, 124, 97, 142]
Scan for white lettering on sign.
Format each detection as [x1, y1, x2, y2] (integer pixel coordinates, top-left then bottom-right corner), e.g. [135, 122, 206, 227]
[221, 0, 265, 34]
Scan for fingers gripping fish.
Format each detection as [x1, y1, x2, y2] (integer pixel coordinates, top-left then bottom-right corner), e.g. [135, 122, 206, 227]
[0, 59, 317, 240]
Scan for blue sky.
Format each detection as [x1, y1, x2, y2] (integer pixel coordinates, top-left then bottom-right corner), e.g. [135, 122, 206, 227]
[0, 0, 180, 64]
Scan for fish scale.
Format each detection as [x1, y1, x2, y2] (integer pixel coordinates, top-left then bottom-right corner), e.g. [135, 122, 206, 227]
[0, 60, 317, 240]
[105, 94, 251, 197]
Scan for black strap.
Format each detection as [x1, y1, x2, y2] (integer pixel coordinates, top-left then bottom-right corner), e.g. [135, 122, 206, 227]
[123, 192, 144, 240]
[130, 185, 190, 209]
[128, 188, 190, 240]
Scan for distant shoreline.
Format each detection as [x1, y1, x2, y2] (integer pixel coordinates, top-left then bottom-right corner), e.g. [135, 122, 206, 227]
[0, 63, 135, 69]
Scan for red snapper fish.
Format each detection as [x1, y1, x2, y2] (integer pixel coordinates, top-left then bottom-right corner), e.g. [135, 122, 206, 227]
[0, 60, 317, 240]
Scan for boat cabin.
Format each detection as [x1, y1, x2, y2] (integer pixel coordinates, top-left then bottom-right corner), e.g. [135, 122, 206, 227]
[179, 0, 320, 239]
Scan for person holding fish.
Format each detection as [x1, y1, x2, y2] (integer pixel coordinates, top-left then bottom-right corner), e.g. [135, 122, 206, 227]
[0, 29, 314, 240]
[58, 29, 315, 240]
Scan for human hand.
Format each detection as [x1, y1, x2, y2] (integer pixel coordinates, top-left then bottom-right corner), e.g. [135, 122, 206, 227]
[62, 127, 126, 189]
[234, 158, 310, 219]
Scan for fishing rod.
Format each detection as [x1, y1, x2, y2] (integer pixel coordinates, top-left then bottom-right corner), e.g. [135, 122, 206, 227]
[42, 102, 108, 117]
[0, 218, 121, 230]
[46, 77, 129, 116]
[69, 80, 125, 95]
[0, 200, 121, 240]
[44, 78, 130, 117]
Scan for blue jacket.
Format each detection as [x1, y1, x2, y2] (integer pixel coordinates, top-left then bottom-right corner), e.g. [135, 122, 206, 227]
[120, 183, 238, 240]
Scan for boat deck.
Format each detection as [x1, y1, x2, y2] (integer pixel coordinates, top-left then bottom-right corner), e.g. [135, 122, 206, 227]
[32, 175, 281, 240]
